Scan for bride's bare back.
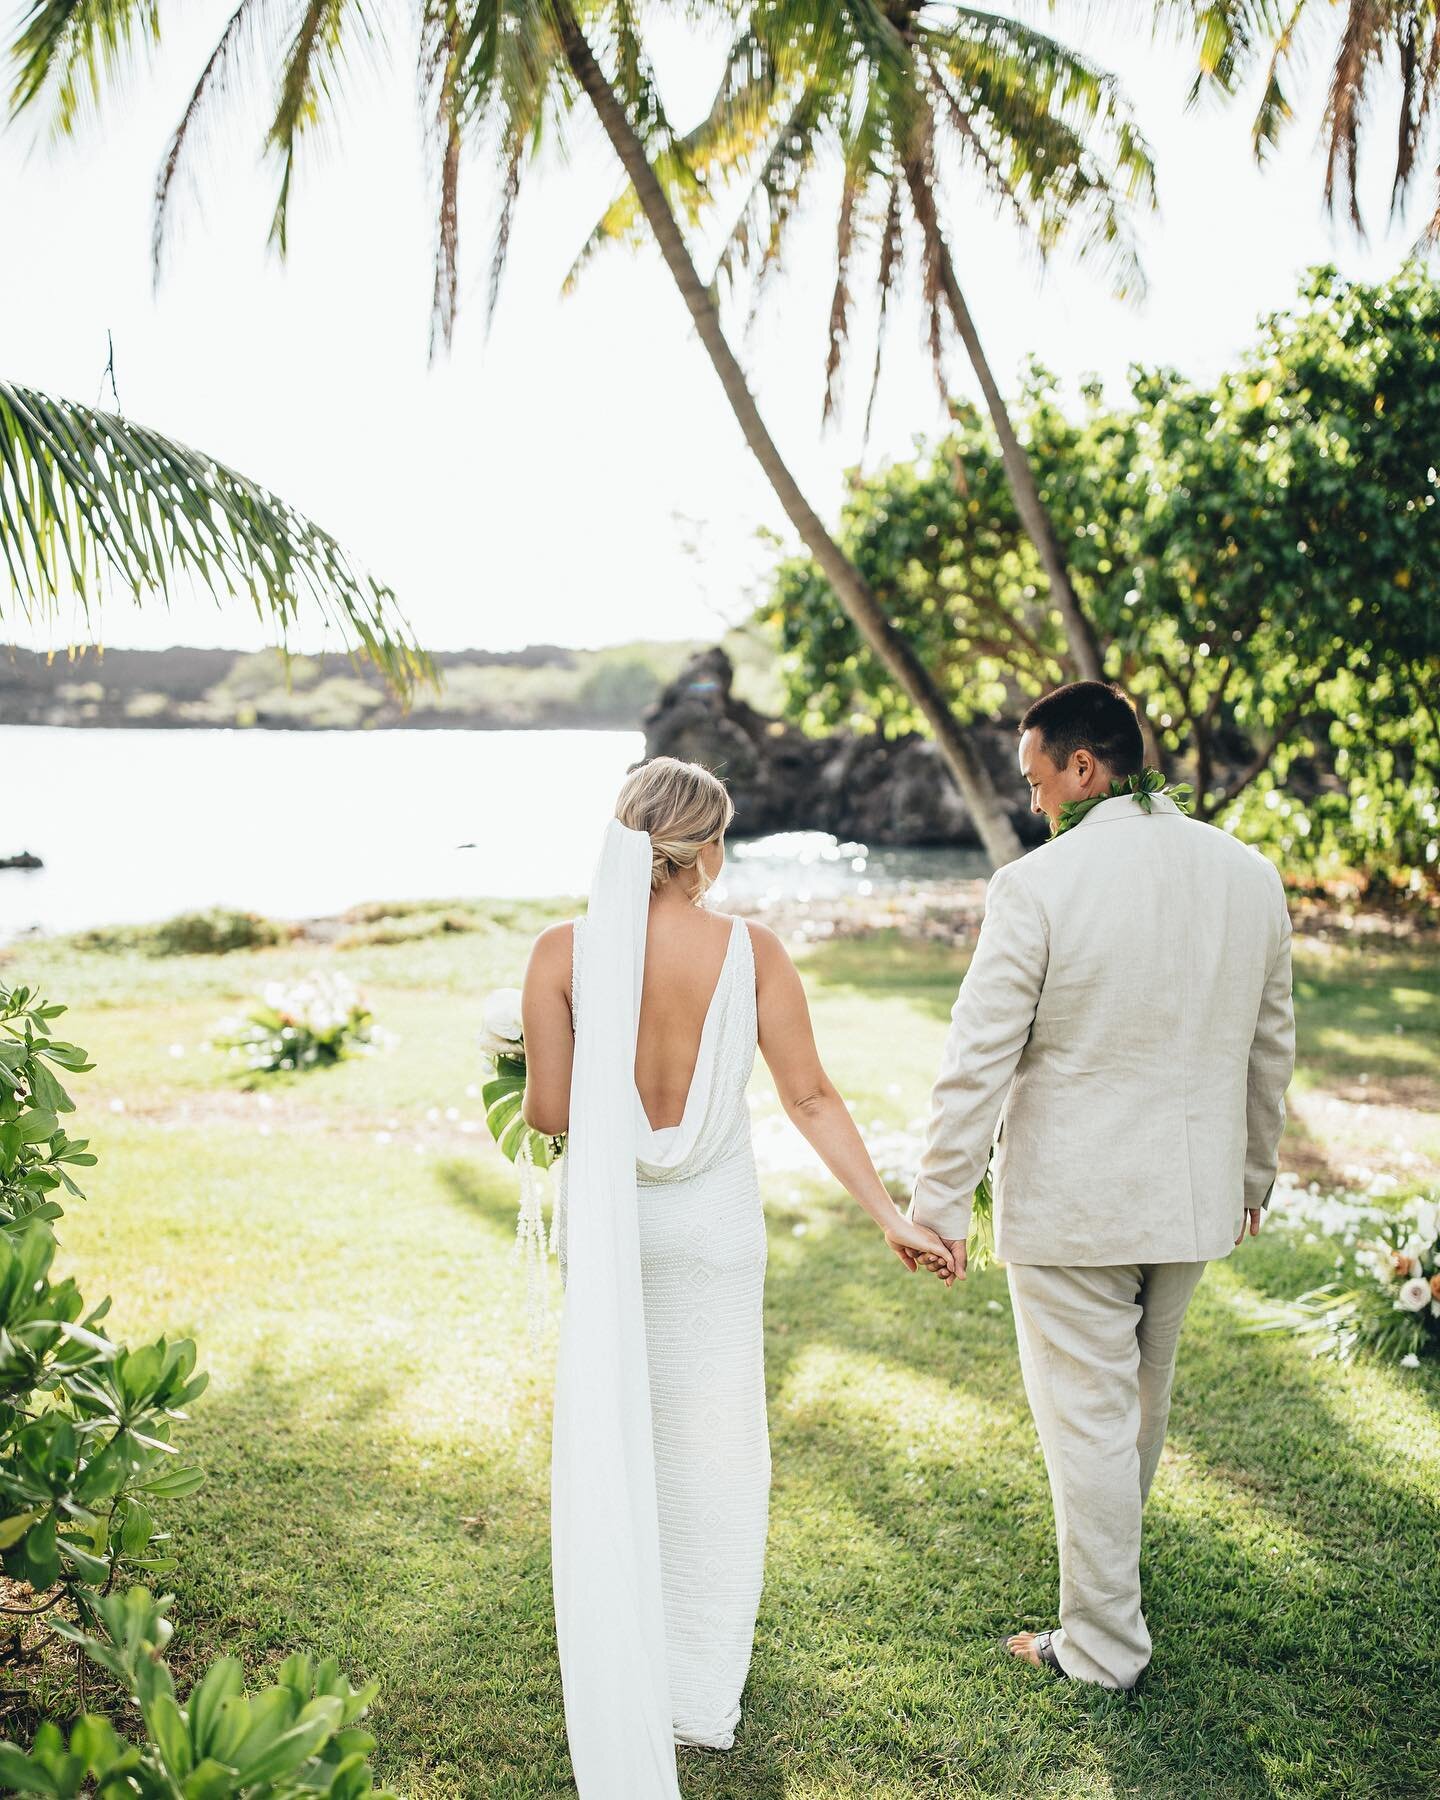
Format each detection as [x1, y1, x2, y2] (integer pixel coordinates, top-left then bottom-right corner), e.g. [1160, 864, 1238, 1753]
[633, 904, 738, 1129]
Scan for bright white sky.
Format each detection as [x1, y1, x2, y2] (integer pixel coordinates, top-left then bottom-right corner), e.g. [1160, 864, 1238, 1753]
[0, 4, 1415, 656]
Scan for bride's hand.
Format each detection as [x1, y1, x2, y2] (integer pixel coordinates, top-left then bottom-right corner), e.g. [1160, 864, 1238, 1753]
[885, 1214, 956, 1280]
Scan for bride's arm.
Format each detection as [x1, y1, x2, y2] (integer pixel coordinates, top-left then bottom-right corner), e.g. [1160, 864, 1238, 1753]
[749, 923, 954, 1276]
[520, 924, 575, 1137]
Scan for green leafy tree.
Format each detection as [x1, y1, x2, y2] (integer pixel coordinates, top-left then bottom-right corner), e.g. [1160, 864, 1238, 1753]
[767, 267, 1440, 892]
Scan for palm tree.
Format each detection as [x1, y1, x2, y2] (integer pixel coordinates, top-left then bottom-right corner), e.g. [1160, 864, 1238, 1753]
[576, 2, 1157, 693]
[1163, 0, 1440, 239]
[7, 1, 1135, 863]
[0, 378, 427, 694]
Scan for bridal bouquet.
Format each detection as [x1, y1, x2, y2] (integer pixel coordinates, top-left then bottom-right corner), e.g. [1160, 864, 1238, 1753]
[478, 988, 563, 1169]
[479, 988, 564, 1320]
[1259, 1192, 1440, 1364]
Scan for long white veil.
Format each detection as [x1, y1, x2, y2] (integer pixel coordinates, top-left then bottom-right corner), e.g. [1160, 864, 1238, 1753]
[551, 819, 680, 1798]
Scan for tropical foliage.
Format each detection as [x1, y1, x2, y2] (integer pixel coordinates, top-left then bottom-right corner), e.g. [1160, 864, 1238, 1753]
[764, 266, 1440, 892]
[0, 1587, 398, 1798]
[0, 980, 204, 1663]
[0, 380, 428, 696]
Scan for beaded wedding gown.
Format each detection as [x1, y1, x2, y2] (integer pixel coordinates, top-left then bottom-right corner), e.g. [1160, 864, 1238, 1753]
[558, 909, 770, 1753]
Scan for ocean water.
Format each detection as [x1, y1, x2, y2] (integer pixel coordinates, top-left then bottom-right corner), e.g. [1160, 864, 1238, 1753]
[0, 725, 987, 939]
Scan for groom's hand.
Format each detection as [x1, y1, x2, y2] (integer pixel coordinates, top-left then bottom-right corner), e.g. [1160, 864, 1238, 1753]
[1235, 1207, 1263, 1245]
[917, 1236, 966, 1289]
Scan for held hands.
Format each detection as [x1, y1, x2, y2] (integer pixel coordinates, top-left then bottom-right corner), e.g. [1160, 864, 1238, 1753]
[915, 1235, 966, 1289]
[884, 1214, 962, 1284]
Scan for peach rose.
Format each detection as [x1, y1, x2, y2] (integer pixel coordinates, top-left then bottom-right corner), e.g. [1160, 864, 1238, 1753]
[1392, 1254, 1414, 1279]
[1430, 1274, 1440, 1303]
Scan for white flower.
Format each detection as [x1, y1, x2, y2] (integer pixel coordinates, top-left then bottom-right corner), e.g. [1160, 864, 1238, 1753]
[1400, 1353, 1421, 1369]
[481, 987, 525, 1046]
[1396, 1276, 1432, 1313]
[1409, 1197, 1439, 1247]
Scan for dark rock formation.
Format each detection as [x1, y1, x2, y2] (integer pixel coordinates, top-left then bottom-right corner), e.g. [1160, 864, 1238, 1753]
[642, 647, 1044, 848]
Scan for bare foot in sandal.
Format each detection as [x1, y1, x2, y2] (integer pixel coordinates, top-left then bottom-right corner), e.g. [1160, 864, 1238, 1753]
[1005, 1629, 1066, 1676]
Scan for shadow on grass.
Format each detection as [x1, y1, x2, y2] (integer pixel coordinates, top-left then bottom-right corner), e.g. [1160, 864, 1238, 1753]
[157, 1164, 1438, 1798]
[754, 1208, 1440, 1799]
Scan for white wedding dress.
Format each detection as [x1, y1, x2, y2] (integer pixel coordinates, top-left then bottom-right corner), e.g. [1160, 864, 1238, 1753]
[558, 907, 770, 1755]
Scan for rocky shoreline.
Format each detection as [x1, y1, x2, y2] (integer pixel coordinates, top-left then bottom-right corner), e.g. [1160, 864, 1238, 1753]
[642, 646, 1044, 851]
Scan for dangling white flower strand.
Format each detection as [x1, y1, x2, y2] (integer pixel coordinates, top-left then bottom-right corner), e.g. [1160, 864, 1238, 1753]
[513, 1133, 554, 1340]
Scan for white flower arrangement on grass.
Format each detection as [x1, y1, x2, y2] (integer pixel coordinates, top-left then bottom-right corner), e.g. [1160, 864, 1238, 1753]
[1259, 1190, 1440, 1364]
[217, 972, 387, 1073]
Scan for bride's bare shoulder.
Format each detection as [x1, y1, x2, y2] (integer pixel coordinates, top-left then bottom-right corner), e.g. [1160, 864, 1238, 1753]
[526, 920, 575, 977]
[735, 917, 791, 974]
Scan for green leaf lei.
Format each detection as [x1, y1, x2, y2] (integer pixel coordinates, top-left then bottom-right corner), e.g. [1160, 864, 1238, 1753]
[964, 768, 1194, 1271]
[1055, 766, 1195, 836]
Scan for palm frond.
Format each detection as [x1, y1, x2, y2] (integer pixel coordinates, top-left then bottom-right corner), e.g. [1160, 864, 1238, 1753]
[861, 178, 903, 450]
[1250, 0, 1307, 160]
[8, 0, 158, 137]
[1322, 0, 1388, 230]
[152, 0, 282, 281]
[823, 164, 861, 424]
[265, 0, 381, 256]
[419, 0, 464, 356]
[0, 378, 429, 699]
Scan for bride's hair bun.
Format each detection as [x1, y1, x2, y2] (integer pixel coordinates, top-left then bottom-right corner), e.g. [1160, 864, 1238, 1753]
[615, 757, 735, 896]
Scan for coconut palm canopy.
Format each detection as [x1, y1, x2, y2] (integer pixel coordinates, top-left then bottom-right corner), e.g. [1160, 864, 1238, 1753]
[0, 379, 429, 695]
[572, 1, 1157, 426]
[8, 0, 1162, 859]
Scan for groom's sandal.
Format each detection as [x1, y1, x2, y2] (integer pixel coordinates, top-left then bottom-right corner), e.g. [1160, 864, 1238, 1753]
[1004, 1629, 1068, 1678]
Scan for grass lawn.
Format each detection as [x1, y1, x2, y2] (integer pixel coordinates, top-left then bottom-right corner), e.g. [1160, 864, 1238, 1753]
[4, 904, 1438, 1799]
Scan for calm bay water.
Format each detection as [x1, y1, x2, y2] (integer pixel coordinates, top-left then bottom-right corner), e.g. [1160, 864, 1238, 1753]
[0, 726, 986, 939]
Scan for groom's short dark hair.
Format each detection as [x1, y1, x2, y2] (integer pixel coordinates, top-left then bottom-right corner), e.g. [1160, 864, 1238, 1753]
[1020, 681, 1145, 778]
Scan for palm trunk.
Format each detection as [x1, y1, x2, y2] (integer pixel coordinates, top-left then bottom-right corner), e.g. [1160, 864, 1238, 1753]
[900, 160, 1106, 688]
[553, 7, 1022, 867]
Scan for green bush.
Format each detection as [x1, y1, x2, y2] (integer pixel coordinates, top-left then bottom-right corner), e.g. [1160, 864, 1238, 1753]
[74, 910, 289, 957]
[0, 983, 205, 1608]
[0, 1588, 398, 1798]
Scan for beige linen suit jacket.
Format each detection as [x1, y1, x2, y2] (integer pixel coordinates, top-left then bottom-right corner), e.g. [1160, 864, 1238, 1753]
[909, 793, 1296, 1266]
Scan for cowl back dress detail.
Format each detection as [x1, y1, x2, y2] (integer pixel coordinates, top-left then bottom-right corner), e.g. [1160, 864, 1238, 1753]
[558, 906, 770, 1758]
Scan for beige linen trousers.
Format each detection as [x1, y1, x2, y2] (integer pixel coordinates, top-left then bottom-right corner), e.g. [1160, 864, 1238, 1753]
[909, 793, 1295, 1687]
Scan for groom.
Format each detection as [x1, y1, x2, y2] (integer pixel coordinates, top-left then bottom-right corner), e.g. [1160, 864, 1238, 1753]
[909, 680, 1295, 1690]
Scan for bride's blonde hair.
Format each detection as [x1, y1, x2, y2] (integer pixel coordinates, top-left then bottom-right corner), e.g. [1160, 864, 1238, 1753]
[616, 757, 734, 897]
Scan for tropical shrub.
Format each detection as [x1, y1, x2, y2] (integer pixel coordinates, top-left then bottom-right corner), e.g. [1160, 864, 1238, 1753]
[0, 1587, 398, 1797]
[0, 981, 205, 1615]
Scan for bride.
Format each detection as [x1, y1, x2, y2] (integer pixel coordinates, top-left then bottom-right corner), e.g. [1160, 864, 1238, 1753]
[520, 756, 954, 1798]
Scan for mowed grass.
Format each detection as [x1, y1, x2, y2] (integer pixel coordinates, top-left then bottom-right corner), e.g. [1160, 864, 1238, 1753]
[4, 907, 1438, 1800]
